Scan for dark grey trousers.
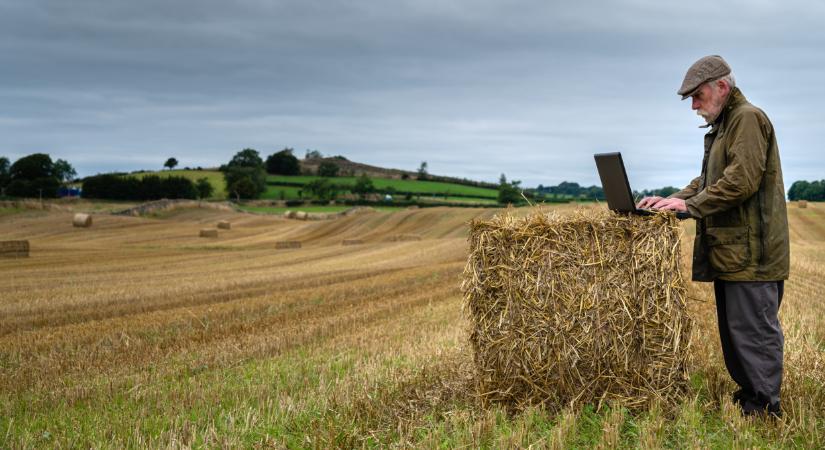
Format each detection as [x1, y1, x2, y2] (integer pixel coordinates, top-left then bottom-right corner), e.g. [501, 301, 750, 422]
[714, 280, 784, 409]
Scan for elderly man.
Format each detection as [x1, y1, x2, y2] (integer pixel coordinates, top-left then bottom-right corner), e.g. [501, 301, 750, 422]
[637, 55, 789, 417]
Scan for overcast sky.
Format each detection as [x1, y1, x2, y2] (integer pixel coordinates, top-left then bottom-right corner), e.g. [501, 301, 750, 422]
[1, 0, 824, 189]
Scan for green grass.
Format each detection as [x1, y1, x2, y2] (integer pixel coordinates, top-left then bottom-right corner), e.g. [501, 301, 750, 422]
[129, 170, 226, 199]
[268, 175, 498, 199]
[260, 185, 305, 200]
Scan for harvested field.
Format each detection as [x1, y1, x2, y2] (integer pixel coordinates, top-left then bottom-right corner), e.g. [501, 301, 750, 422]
[342, 239, 364, 245]
[275, 240, 302, 249]
[388, 233, 422, 242]
[0, 202, 823, 448]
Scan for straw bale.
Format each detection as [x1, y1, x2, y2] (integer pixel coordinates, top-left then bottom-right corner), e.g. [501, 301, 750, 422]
[462, 209, 692, 411]
[294, 211, 308, 220]
[0, 240, 29, 258]
[342, 239, 364, 246]
[275, 241, 302, 249]
[284, 210, 295, 219]
[799, 200, 808, 209]
[389, 234, 422, 242]
[73, 213, 92, 228]
[217, 220, 231, 230]
[199, 229, 218, 238]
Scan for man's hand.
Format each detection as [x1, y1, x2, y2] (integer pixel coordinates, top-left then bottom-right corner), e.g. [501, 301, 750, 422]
[651, 197, 687, 212]
[636, 196, 662, 208]
[636, 196, 688, 212]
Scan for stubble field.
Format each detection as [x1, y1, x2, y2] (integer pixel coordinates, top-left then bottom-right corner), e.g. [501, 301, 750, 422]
[1, 202, 823, 448]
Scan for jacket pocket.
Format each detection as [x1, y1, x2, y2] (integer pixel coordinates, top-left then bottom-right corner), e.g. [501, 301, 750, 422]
[706, 226, 751, 273]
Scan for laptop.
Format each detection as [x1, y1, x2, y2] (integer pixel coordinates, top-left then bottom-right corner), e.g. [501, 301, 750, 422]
[594, 152, 691, 220]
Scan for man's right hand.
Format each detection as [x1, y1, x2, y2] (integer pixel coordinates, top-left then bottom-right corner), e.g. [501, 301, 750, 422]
[636, 196, 663, 208]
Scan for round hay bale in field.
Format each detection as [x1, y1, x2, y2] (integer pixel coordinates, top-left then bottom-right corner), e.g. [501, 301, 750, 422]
[799, 200, 808, 208]
[275, 241, 301, 249]
[217, 220, 231, 230]
[306, 213, 329, 220]
[0, 240, 29, 258]
[199, 229, 218, 238]
[72, 213, 92, 228]
[342, 239, 364, 246]
[462, 209, 692, 412]
[294, 211, 308, 220]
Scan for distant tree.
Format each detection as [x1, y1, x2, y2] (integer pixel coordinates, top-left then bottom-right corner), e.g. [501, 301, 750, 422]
[227, 148, 264, 169]
[497, 174, 522, 205]
[265, 148, 300, 175]
[227, 176, 259, 201]
[195, 177, 214, 199]
[221, 149, 267, 200]
[6, 153, 60, 198]
[317, 160, 339, 177]
[788, 179, 825, 201]
[305, 149, 323, 159]
[352, 173, 375, 199]
[0, 156, 10, 193]
[305, 178, 337, 201]
[52, 159, 77, 184]
[417, 161, 428, 180]
[401, 173, 410, 180]
[164, 157, 178, 170]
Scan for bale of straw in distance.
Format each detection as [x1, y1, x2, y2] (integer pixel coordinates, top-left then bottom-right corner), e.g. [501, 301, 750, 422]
[799, 200, 808, 208]
[275, 241, 302, 249]
[294, 211, 308, 220]
[199, 229, 218, 238]
[342, 239, 364, 246]
[217, 220, 231, 230]
[0, 240, 29, 258]
[73, 213, 92, 228]
[461, 208, 692, 411]
[389, 234, 421, 242]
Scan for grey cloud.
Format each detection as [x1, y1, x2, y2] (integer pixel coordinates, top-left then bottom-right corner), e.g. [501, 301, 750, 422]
[1, 0, 824, 188]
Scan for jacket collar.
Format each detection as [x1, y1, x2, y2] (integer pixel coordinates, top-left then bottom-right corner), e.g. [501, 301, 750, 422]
[699, 87, 746, 130]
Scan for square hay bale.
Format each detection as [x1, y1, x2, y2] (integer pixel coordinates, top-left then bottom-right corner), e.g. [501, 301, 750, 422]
[798, 200, 808, 208]
[275, 241, 302, 249]
[73, 213, 92, 228]
[389, 234, 421, 242]
[217, 220, 232, 230]
[0, 240, 29, 258]
[199, 229, 218, 238]
[462, 209, 692, 411]
[342, 239, 364, 246]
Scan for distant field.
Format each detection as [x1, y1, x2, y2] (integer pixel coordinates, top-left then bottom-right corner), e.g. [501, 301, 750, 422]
[268, 175, 499, 199]
[130, 170, 226, 198]
[260, 185, 304, 200]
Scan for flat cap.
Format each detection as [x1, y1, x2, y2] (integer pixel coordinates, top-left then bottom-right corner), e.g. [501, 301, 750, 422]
[677, 55, 731, 99]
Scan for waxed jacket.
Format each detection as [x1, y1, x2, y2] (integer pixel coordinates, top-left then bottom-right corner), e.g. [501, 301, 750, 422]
[670, 87, 789, 282]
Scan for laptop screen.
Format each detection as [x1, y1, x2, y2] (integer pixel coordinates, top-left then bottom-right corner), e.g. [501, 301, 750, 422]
[594, 152, 636, 214]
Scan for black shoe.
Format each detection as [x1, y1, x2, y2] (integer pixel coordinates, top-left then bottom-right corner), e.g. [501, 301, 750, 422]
[732, 388, 753, 406]
[741, 399, 782, 419]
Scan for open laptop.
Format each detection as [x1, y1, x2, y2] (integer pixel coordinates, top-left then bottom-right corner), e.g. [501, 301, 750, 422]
[594, 152, 691, 220]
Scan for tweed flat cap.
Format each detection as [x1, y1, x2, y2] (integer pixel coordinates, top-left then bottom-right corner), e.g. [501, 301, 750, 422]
[677, 55, 731, 99]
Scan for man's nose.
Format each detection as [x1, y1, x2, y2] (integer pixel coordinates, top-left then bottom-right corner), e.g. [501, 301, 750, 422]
[691, 97, 700, 110]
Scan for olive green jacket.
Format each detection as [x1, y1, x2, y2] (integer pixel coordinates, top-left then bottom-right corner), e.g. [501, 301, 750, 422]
[670, 87, 789, 282]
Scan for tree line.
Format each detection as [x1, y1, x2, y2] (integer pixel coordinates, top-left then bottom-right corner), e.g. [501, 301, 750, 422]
[787, 180, 825, 201]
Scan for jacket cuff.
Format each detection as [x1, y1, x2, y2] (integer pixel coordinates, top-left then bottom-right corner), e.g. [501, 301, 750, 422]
[684, 194, 705, 218]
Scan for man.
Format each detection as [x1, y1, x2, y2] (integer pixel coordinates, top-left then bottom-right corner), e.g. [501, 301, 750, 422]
[637, 55, 789, 417]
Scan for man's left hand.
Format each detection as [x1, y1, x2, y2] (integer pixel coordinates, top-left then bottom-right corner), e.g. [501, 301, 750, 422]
[651, 197, 687, 212]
